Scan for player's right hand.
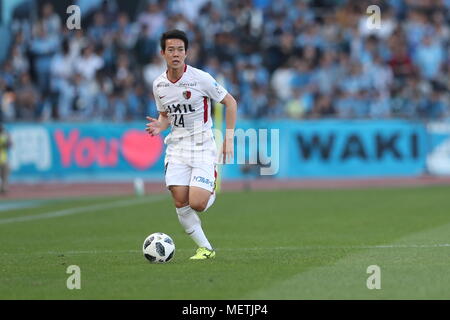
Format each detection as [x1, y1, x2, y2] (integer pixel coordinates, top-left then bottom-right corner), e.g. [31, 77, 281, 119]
[145, 116, 161, 136]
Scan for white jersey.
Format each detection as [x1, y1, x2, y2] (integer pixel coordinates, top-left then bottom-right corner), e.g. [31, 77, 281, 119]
[152, 64, 228, 164]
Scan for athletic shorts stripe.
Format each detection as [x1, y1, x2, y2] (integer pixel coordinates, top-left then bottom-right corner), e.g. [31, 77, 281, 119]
[213, 166, 217, 192]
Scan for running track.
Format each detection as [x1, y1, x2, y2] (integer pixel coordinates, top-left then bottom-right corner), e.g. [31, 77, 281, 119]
[2, 176, 450, 200]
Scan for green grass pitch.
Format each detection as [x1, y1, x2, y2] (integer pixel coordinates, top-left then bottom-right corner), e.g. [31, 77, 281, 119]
[1, 186, 450, 299]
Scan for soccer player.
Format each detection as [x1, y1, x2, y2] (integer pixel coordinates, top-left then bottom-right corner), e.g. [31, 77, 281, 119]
[0, 124, 12, 194]
[145, 30, 237, 260]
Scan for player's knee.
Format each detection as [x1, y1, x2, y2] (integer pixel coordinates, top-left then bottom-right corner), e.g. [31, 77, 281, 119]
[189, 199, 208, 212]
[174, 200, 189, 208]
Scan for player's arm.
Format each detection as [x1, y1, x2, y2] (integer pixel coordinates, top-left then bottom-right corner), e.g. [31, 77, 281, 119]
[220, 93, 237, 163]
[145, 112, 170, 136]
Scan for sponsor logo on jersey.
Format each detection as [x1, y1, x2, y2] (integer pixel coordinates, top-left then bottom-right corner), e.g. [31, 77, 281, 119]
[183, 90, 191, 99]
[166, 104, 195, 113]
[214, 82, 223, 96]
[156, 82, 170, 88]
[179, 82, 197, 87]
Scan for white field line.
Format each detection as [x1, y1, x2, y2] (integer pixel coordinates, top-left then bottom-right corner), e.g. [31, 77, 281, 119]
[0, 200, 50, 212]
[2, 243, 450, 256]
[0, 195, 167, 225]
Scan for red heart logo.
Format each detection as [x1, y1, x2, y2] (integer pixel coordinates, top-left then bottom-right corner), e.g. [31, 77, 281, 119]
[121, 130, 163, 170]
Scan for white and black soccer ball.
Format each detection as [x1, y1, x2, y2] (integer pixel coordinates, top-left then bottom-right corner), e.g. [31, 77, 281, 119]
[143, 232, 175, 263]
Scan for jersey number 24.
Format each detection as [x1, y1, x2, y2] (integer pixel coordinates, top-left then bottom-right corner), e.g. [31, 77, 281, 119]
[173, 114, 185, 127]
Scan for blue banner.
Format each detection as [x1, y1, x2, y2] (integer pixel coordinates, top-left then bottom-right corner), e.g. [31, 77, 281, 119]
[7, 123, 166, 182]
[221, 120, 427, 178]
[6, 120, 429, 182]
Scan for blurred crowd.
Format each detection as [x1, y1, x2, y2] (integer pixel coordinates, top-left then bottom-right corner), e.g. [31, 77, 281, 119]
[1, 0, 450, 122]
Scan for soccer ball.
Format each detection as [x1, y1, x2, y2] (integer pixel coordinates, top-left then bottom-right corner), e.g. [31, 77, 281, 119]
[143, 232, 175, 263]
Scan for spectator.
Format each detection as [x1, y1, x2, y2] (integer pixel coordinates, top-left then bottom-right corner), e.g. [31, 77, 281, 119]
[29, 22, 60, 94]
[143, 55, 166, 89]
[114, 12, 139, 51]
[420, 89, 448, 119]
[335, 90, 354, 119]
[285, 87, 312, 119]
[1, 85, 16, 122]
[309, 93, 336, 119]
[367, 54, 393, 95]
[88, 12, 108, 44]
[15, 72, 40, 120]
[10, 45, 29, 75]
[388, 43, 416, 83]
[370, 91, 391, 119]
[243, 84, 269, 118]
[413, 34, 444, 80]
[68, 30, 88, 59]
[137, 2, 166, 40]
[134, 24, 157, 65]
[74, 45, 104, 81]
[41, 2, 61, 36]
[270, 58, 295, 101]
[50, 40, 75, 120]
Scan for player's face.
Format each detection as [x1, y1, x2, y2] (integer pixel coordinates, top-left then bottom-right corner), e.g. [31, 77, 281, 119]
[162, 39, 187, 69]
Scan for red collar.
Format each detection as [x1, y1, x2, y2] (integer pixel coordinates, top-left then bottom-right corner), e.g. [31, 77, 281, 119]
[166, 64, 187, 84]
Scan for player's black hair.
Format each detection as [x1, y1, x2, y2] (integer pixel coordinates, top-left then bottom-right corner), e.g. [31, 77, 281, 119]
[160, 29, 189, 52]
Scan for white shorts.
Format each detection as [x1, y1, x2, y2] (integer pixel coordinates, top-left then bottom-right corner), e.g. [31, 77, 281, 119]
[164, 161, 217, 193]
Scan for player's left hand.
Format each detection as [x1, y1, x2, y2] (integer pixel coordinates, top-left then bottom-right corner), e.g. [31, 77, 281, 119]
[145, 116, 161, 136]
[222, 138, 234, 164]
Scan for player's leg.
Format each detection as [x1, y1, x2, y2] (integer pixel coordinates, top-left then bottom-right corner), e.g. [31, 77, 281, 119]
[169, 185, 189, 208]
[189, 187, 214, 212]
[171, 185, 214, 257]
[189, 164, 217, 212]
[4, 164, 9, 192]
[165, 162, 214, 257]
[165, 161, 191, 206]
[0, 165, 5, 193]
[185, 164, 217, 260]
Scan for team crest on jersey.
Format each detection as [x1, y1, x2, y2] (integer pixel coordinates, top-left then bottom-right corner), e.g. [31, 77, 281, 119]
[183, 90, 191, 99]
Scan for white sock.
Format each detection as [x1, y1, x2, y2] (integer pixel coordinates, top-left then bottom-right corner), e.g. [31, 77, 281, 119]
[202, 192, 216, 212]
[176, 205, 213, 250]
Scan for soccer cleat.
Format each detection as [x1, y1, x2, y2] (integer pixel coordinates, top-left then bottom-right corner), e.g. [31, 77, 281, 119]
[189, 247, 216, 260]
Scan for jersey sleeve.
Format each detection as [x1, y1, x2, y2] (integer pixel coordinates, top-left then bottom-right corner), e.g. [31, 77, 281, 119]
[200, 71, 228, 102]
[152, 81, 165, 112]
